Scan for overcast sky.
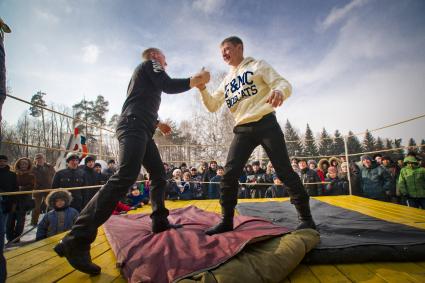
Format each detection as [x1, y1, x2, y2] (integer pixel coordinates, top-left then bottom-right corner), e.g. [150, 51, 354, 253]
[2, 0, 425, 145]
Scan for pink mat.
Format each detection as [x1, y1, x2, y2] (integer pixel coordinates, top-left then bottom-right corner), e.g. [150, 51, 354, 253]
[103, 205, 290, 283]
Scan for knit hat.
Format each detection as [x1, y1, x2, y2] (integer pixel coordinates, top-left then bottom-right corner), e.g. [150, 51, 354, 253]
[361, 155, 372, 162]
[65, 152, 80, 163]
[307, 160, 317, 166]
[328, 166, 338, 174]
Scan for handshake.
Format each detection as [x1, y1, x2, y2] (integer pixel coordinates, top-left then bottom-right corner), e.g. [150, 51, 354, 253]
[190, 68, 210, 89]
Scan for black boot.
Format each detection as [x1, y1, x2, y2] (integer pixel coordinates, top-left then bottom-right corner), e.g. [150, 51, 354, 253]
[152, 218, 183, 233]
[54, 240, 101, 275]
[205, 208, 234, 236]
[294, 202, 317, 230]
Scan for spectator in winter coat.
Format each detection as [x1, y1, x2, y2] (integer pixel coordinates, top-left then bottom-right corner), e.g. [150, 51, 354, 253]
[202, 161, 218, 198]
[93, 163, 108, 185]
[179, 172, 194, 200]
[324, 166, 348, 195]
[190, 167, 203, 199]
[36, 190, 79, 241]
[291, 158, 300, 176]
[250, 161, 267, 198]
[7, 157, 36, 243]
[52, 153, 86, 212]
[125, 185, 147, 208]
[180, 162, 188, 173]
[265, 176, 288, 198]
[264, 161, 275, 184]
[360, 155, 392, 201]
[209, 166, 224, 199]
[0, 155, 17, 219]
[163, 163, 173, 180]
[317, 159, 330, 182]
[328, 157, 341, 172]
[31, 153, 56, 226]
[298, 159, 322, 196]
[308, 160, 317, 171]
[81, 156, 100, 208]
[373, 154, 383, 165]
[167, 169, 182, 200]
[397, 156, 425, 209]
[102, 159, 116, 180]
[338, 162, 361, 196]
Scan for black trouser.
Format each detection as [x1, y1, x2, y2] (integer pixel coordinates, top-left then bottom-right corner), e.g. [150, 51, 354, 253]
[6, 211, 26, 241]
[64, 116, 168, 249]
[220, 114, 309, 213]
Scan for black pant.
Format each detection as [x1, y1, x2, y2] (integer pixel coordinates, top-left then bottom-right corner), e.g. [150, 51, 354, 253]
[6, 211, 26, 242]
[220, 114, 309, 212]
[65, 116, 168, 249]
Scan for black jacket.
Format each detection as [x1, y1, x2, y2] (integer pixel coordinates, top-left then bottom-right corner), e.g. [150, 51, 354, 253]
[121, 60, 191, 133]
[82, 166, 100, 207]
[0, 165, 17, 213]
[300, 168, 322, 196]
[52, 168, 87, 212]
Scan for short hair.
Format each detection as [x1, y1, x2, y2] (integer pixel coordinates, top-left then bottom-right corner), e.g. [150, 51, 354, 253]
[221, 36, 243, 47]
[108, 159, 115, 164]
[142, 47, 162, 60]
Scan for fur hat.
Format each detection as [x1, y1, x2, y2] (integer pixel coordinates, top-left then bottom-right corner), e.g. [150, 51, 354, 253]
[45, 190, 73, 208]
[66, 152, 80, 163]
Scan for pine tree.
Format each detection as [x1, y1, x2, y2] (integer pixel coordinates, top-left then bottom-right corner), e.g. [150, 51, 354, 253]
[108, 114, 120, 129]
[375, 137, 384, 152]
[408, 138, 418, 154]
[303, 124, 318, 158]
[284, 120, 303, 157]
[362, 130, 376, 152]
[318, 128, 333, 156]
[331, 129, 345, 156]
[347, 130, 362, 160]
[393, 138, 404, 161]
[91, 95, 109, 126]
[29, 91, 48, 146]
[73, 98, 94, 130]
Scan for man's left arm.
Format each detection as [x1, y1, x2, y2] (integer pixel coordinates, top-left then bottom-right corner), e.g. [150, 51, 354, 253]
[259, 60, 292, 107]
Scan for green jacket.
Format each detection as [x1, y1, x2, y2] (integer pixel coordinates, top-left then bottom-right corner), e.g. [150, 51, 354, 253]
[398, 165, 425, 198]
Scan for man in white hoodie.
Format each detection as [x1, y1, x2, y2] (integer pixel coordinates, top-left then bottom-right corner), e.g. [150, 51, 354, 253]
[197, 36, 316, 235]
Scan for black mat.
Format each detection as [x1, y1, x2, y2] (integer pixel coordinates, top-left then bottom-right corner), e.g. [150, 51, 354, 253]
[236, 199, 425, 263]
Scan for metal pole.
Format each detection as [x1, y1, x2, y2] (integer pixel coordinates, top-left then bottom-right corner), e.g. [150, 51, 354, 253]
[343, 136, 352, 195]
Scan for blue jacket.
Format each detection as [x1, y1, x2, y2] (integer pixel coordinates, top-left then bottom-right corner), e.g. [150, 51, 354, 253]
[208, 175, 222, 199]
[36, 207, 79, 240]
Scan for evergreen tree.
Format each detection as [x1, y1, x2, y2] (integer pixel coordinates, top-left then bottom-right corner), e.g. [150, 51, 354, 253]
[408, 138, 418, 154]
[284, 120, 303, 157]
[29, 91, 48, 146]
[393, 138, 404, 161]
[303, 124, 318, 158]
[375, 137, 384, 152]
[91, 95, 109, 126]
[362, 130, 376, 152]
[73, 98, 94, 129]
[331, 129, 345, 156]
[108, 114, 120, 129]
[347, 130, 362, 160]
[318, 128, 333, 156]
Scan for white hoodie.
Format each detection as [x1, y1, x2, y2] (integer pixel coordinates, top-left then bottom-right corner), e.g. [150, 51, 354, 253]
[199, 57, 292, 126]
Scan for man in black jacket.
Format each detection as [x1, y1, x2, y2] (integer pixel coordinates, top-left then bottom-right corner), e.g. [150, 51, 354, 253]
[52, 153, 86, 212]
[54, 47, 209, 275]
[81, 156, 99, 208]
[0, 154, 16, 281]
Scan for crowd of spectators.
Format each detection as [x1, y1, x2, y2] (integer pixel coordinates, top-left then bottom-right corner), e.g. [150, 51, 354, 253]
[0, 150, 424, 246]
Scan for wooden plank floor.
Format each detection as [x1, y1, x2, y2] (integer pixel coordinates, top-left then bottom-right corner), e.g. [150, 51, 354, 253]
[5, 196, 425, 282]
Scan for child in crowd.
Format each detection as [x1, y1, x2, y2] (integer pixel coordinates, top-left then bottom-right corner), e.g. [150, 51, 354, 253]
[179, 172, 194, 200]
[265, 176, 288, 198]
[324, 166, 348, 195]
[36, 190, 79, 241]
[126, 184, 148, 207]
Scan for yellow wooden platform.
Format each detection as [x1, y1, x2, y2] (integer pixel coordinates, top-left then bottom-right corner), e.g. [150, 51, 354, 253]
[5, 196, 425, 282]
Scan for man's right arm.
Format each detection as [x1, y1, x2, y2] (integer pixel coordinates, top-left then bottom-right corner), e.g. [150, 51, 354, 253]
[198, 83, 225, 113]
